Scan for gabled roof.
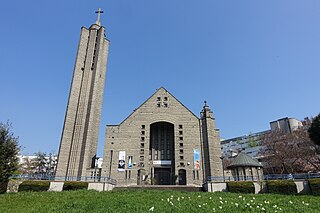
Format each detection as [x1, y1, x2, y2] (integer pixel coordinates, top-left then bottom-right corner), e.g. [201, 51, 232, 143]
[113, 87, 199, 126]
[227, 152, 263, 169]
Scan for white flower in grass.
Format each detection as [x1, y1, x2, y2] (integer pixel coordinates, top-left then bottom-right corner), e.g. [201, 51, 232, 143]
[302, 201, 305, 204]
[181, 197, 184, 199]
[220, 201, 223, 204]
[219, 197, 222, 200]
[261, 207, 265, 211]
[188, 197, 191, 199]
[239, 195, 242, 198]
[198, 205, 201, 208]
[213, 207, 216, 212]
[279, 208, 282, 211]
[170, 201, 174, 206]
[177, 197, 180, 201]
[256, 206, 260, 208]
[219, 206, 222, 209]
[198, 195, 201, 198]
[235, 203, 239, 207]
[161, 198, 164, 201]
[171, 195, 173, 198]
[149, 207, 155, 211]
[289, 201, 293, 204]
[209, 197, 212, 200]
[273, 205, 277, 208]
[167, 198, 170, 202]
[305, 203, 309, 206]
[250, 200, 254, 203]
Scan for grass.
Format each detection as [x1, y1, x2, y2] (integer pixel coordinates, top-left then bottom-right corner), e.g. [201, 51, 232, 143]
[0, 190, 319, 212]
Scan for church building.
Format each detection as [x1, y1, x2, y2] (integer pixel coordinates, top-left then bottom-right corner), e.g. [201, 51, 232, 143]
[55, 10, 223, 186]
[101, 87, 223, 186]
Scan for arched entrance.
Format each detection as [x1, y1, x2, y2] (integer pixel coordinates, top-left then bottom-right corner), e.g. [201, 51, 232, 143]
[149, 122, 175, 185]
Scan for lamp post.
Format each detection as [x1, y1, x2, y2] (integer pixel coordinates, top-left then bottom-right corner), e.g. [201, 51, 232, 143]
[94, 157, 99, 182]
[220, 156, 225, 182]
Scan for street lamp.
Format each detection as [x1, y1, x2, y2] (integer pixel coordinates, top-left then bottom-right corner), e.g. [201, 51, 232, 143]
[220, 156, 225, 182]
[94, 157, 99, 182]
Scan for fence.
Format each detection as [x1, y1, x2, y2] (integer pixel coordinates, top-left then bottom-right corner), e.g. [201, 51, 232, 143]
[208, 172, 320, 182]
[10, 174, 117, 185]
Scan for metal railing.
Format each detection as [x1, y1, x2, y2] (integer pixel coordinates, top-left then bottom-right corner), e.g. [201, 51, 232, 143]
[10, 174, 117, 185]
[208, 172, 320, 182]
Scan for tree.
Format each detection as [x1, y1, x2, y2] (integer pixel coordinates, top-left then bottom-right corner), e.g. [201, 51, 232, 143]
[32, 152, 57, 179]
[18, 156, 36, 175]
[260, 124, 320, 174]
[0, 122, 19, 193]
[33, 151, 47, 176]
[309, 114, 320, 145]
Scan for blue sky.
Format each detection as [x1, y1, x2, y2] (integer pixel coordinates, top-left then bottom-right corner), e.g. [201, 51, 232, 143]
[0, 0, 319, 156]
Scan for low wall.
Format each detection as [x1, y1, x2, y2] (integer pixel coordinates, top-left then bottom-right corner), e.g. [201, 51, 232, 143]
[204, 180, 311, 194]
[7, 180, 116, 192]
[205, 182, 227, 192]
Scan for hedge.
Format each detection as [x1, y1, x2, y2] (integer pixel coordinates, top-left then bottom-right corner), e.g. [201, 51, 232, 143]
[62, 181, 88, 191]
[18, 181, 50, 192]
[267, 180, 297, 195]
[227, 181, 255, 193]
[308, 178, 320, 195]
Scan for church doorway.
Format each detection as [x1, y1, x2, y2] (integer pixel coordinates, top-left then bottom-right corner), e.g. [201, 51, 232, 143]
[150, 122, 175, 185]
[137, 169, 146, 185]
[154, 168, 171, 185]
[178, 169, 187, 185]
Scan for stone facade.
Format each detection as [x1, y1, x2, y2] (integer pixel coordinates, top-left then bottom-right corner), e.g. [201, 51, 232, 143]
[101, 87, 223, 186]
[55, 22, 109, 180]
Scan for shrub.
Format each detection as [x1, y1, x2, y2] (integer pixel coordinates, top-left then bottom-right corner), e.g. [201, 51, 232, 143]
[0, 181, 8, 194]
[227, 181, 255, 193]
[308, 178, 320, 195]
[267, 180, 297, 195]
[18, 181, 50, 192]
[63, 181, 88, 191]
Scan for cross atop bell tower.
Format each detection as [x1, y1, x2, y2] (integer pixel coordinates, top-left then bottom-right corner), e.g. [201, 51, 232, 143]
[95, 8, 104, 25]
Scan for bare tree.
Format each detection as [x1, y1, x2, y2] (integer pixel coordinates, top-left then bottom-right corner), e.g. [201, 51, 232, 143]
[260, 124, 320, 174]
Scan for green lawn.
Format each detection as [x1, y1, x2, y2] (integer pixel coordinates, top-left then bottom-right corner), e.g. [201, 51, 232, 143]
[0, 190, 318, 213]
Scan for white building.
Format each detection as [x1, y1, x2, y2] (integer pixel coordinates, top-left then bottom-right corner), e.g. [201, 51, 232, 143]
[221, 117, 305, 161]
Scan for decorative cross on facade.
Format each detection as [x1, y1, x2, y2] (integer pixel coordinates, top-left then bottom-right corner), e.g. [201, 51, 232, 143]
[95, 8, 104, 25]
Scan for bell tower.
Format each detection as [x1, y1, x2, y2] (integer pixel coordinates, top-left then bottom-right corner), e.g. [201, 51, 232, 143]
[55, 9, 110, 180]
[200, 101, 223, 181]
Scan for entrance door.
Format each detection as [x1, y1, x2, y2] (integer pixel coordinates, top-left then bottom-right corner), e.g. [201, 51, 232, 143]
[137, 169, 146, 185]
[154, 168, 171, 185]
[178, 169, 186, 185]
